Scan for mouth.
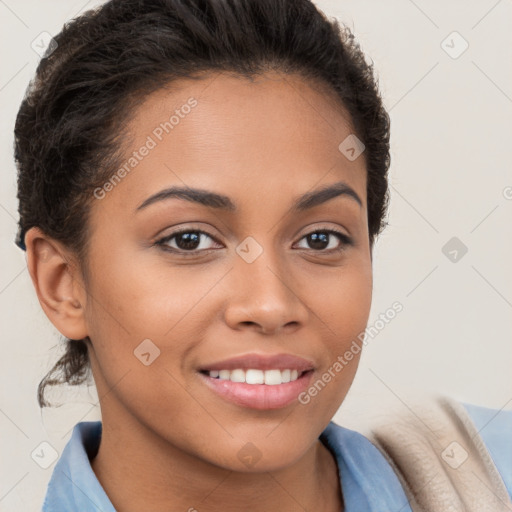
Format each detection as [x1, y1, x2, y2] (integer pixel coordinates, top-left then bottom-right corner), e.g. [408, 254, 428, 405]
[197, 353, 315, 410]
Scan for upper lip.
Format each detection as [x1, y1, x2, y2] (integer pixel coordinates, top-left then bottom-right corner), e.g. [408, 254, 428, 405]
[199, 353, 315, 372]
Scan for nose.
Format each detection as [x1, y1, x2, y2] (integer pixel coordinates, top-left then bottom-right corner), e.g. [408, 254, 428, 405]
[223, 248, 310, 335]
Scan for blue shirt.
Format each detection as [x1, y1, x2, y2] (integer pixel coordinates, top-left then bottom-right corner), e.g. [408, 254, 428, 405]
[41, 403, 512, 511]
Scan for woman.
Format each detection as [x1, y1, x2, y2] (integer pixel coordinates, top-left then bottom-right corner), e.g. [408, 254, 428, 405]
[13, 0, 511, 510]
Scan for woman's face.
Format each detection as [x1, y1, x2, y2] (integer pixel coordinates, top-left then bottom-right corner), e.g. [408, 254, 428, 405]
[80, 71, 372, 471]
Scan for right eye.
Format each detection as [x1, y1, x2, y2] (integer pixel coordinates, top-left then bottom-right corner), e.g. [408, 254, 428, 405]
[155, 229, 223, 255]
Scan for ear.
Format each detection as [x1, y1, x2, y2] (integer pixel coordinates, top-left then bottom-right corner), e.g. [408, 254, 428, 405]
[24, 227, 88, 340]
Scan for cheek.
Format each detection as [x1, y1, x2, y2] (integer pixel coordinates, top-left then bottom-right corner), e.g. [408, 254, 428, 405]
[83, 252, 206, 430]
[85, 246, 198, 339]
[304, 257, 372, 391]
[83, 244, 229, 398]
[306, 257, 373, 343]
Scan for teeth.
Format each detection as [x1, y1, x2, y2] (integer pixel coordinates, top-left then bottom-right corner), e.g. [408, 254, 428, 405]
[263, 369, 281, 385]
[207, 368, 304, 385]
[230, 369, 245, 383]
[246, 369, 264, 384]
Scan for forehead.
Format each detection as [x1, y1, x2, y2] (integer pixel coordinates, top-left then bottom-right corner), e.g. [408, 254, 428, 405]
[98, 71, 367, 213]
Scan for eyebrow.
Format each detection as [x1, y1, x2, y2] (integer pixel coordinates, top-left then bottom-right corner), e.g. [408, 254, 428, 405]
[135, 180, 362, 213]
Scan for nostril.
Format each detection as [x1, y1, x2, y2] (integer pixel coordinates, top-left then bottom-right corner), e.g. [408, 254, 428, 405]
[240, 321, 258, 328]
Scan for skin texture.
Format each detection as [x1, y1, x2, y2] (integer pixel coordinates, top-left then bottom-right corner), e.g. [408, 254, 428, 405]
[25, 71, 373, 512]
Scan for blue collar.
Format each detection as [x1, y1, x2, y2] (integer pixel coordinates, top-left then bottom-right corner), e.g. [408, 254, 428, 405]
[42, 421, 116, 512]
[320, 422, 412, 511]
[42, 420, 412, 512]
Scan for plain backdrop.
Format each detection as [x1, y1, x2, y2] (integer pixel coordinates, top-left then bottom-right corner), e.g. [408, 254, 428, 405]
[1, 0, 511, 510]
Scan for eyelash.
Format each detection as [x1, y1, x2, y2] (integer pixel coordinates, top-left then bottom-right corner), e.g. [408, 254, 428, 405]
[154, 227, 353, 257]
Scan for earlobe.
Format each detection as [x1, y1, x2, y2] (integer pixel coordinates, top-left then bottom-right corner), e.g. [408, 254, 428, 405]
[25, 227, 88, 340]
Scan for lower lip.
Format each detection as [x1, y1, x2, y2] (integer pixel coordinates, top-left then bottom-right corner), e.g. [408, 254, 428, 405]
[198, 371, 314, 410]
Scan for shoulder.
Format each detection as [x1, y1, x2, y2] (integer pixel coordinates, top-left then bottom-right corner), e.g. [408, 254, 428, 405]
[42, 421, 115, 512]
[345, 393, 512, 511]
[320, 421, 414, 511]
[462, 401, 512, 499]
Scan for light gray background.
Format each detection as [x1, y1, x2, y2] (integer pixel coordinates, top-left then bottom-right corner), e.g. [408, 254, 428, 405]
[1, 0, 511, 509]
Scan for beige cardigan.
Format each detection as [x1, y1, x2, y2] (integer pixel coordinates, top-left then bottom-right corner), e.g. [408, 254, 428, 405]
[364, 395, 512, 511]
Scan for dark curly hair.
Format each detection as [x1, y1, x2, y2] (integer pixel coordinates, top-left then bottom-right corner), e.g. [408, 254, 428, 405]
[14, 0, 391, 407]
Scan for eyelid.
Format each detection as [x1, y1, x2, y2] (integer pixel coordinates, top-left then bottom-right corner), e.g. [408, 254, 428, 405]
[153, 221, 221, 242]
[295, 223, 351, 240]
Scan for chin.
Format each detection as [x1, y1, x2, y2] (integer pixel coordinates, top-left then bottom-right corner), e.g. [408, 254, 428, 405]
[206, 431, 314, 474]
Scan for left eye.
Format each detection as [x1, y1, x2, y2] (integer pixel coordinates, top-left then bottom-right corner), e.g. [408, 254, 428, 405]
[295, 230, 351, 252]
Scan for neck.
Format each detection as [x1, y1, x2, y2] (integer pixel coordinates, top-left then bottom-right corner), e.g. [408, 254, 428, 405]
[90, 410, 343, 512]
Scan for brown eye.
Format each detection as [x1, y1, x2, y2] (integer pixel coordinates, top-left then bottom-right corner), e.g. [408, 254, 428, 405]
[295, 229, 352, 252]
[156, 229, 222, 254]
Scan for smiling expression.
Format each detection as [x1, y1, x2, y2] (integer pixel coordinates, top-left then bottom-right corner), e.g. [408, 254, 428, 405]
[77, 70, 373, 471]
